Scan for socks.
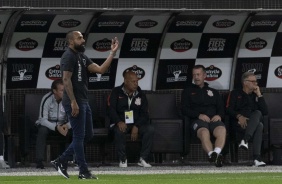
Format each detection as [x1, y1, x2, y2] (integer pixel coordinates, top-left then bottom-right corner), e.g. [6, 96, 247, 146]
[208, 151, 213, 157]
[214, 147, 222, 154]
[208, 147, 222, 156]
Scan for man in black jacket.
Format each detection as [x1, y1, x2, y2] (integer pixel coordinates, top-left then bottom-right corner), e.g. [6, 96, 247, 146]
[109, 71, 154, 168]
[181, 65, 226, 167]
[226, 72, 268, 167]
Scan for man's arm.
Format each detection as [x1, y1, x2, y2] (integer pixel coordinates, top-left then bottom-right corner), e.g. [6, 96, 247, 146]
[134, 93, 149, 128]
[181, 88, 201, 118]
[87, 37, 119, 74]
[62, 71, 79, 117]
[38, 96, 57, 131]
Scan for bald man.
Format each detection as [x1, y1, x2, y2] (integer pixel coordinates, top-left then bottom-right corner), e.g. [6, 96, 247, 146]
[108, 71, 154, 168]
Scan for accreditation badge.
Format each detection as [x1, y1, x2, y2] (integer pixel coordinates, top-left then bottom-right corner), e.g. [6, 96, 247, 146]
[125, 110, 134, 124]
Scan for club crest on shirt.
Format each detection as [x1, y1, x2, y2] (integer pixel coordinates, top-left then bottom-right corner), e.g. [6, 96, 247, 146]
[207, 90, 214, 97]
[135, 97, 141, 106]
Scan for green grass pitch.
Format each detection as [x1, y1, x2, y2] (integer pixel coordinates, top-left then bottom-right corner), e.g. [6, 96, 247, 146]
[1, 173, 282, 184]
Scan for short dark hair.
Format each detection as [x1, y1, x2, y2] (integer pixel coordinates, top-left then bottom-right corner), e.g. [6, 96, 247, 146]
[51, 79, 63, 91]
[66, 30, 75, 44]
[193, 65, 206, 73]
[241, 72, 256, 84]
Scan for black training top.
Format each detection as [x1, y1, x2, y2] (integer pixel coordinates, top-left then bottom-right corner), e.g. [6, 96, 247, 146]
[60, 47, 93, 105]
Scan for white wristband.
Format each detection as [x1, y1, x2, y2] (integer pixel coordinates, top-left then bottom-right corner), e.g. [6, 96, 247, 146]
[110, 51, 116, 57]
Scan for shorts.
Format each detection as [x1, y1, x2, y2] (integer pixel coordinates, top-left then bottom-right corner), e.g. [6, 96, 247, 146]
[192, 119, 225, 133]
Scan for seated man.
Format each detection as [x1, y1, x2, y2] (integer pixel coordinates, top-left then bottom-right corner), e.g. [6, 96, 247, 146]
[35, 79, 71, 169]
[108, 71, 154, 168]
[226, 72, 268, 167]
[181, 65, 226, 167]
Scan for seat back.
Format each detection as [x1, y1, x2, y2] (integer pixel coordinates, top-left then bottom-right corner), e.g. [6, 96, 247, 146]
[25, 94, 45, 124]
[146, 93, 184, 153]
[146, 93, 179, 119]
[264, 93, 282, 145]
[264, 93, 282, 118]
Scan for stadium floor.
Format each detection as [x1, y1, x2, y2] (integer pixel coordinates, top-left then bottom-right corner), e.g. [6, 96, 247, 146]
[1, 163, 282, 176]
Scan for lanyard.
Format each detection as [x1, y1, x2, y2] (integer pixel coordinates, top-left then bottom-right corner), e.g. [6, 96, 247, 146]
[128, 97, 133, 110]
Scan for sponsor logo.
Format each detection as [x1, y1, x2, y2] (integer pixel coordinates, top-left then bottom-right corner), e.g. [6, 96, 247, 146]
[53, 38, 68, 51]
[93, 38, 111, 52]
[89, 74, 110, 82]
[89, 67, 111, 82]
[207, 38, 226, 51]
[250, 20, 277, 27]
[170, 39, 192, 52]
[20, 20, 47, 27]
[245, 38, 267, 51]
[123, 65, 145, 79]
[242, 64, 263, 80]
[135, 19, 158, 28]
[11, 64, 33, 81]
[98, 21, 124, 27]
[175, 20, 202, 27]
[58, 19, 81, 28]
[166, 65, 188, 82]
[274, 65, 282, 79]
[213, 19, 235, 28]
[16, 38, 38, 51]
[130, 38, 149, 51]
[45, 65, 61, 80]
[205, 65, 222, 81]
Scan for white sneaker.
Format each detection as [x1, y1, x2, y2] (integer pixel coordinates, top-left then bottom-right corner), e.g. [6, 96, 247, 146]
[254, 160, 266, 167]
[119, 159, 127, 168]
[0, 160, 10, 169]
[137, 158, 152, 167]
[239, 140, 248, 150]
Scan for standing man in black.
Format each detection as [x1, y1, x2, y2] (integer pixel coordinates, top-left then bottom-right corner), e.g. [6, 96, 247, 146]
[51, 31, 119, 179]
[226, 72, 268, 167]
[181, 65, 226, 167]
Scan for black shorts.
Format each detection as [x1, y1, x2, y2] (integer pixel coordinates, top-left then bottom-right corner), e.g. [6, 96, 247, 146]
[192, 119, 225, 133]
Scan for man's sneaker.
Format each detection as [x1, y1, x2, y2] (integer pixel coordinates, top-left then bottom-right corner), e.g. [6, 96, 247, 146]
[51, 158, 69, 179]
[254, 159, 266, 167]
[208, 152, 217, 163]
[119, 159, 127, 168]
[0, 160, 10, 169]
[239, 139, 248, 150]
[78, 170, 98, 179]
[137, 158, 152, 167]
[36, 160, 45, 169]
[215, 154, 223, 167]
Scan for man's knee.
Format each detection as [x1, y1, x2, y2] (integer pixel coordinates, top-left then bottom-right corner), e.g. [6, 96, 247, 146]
[213, 126, 226, 140]
[37, 126, 49, 136]
[197, 127, 210, 139]
[257, 122, 263, 131]
[114, 127, 126, 139]
[252, 110, 263, 118]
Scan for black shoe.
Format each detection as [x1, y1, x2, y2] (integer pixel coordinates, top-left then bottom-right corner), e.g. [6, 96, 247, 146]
[215, 154, 223, 167]
[36, 161, 45, 169]
[208, 152, 217, 163]
[51, 158, 69, 179]
[78, 170, 98, 180]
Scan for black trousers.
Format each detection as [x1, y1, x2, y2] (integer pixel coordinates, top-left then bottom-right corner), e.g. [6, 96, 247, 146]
[113, 124, 154, 161]
[35, 125, 71, 161]
[236, 110, 264, 158]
